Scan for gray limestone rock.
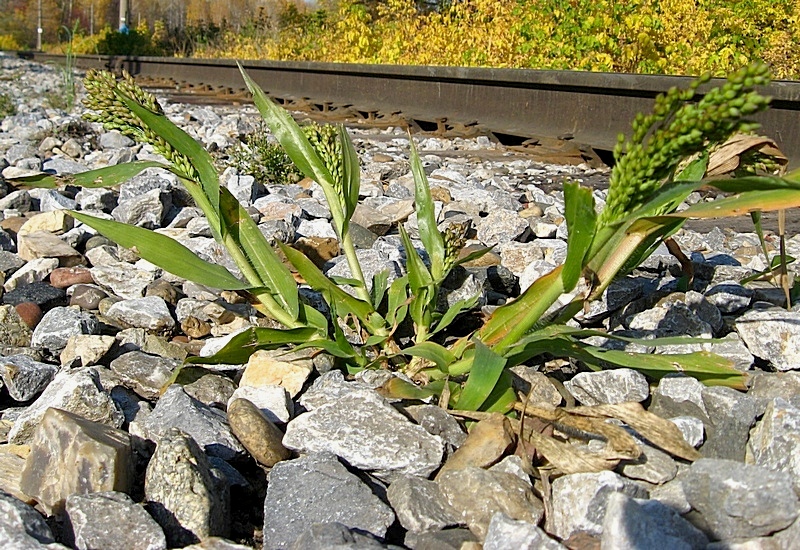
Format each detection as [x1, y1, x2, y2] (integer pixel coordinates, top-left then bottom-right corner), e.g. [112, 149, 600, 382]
[700, 386, 759, 461]
[9, 366, 123, 444]
[325, 249, 401, 294]
[31, 306, 99, 353]
[437, 467, 544, 540]
[290, 522, 389, 550]
[105, 296, 176, 333]
[735, 305, 800, 371]
[546, 470, 648, 540]
[98, 130, 135, 149]
[283, 390, 444, 480]
[19, 408, 132, 515]
[403, 528, 478, 550]
[401, 404, 467, 455]
[748, 398, 800, 492]
[619, 443, 678, 484]
[65, 491, 167, 550]
[484, 513, 566, 550]
[747, 371, 800, 411]
[705, 281, 754, 314]
[60, 334, 116, 367]
[297, 370, 376, 411]
[262, 452, 395, 549]
[601, 493, 708, 550]
[670, 416, 705, 448]
[135, 384, 245, 461]
[475, 209, 529, 246]
[649, 376, 709, 421]
[0, 490, 57, 546]
[386, 475, 460, 534]
[563, 368, 650, 405]
[0, 354, 58, 402]
[90, 263, 157, 299]
[109, 351, 179, 400]
[681, 458, 799, 540]
[145, 428, 229, 547]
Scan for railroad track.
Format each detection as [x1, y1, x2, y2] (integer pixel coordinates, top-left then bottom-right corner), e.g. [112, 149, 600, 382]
[18, 52, 800, 169]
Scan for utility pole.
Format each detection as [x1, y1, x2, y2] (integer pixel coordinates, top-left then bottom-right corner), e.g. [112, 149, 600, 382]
[36, 0, 42, 50]
[90, 2, 94, 36]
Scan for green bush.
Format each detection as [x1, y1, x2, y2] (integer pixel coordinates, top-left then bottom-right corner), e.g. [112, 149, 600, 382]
[227, 123, 302, 186]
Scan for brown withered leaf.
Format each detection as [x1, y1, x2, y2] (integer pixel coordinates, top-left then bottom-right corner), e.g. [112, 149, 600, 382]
[571, 402, 701, 461]
[707, 134, 788, 177]
[521, 427, 620, 474]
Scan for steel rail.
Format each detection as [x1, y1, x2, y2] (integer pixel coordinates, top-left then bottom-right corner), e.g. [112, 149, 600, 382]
[20, 52, 800, 168]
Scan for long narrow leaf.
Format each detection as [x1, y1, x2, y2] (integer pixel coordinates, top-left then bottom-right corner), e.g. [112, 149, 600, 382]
[186, 326, 320, 365]
[409, 138, 446, 280]
[70, 211, 248, 290]
[218, 188, 299, 319]
[338, 124, 361, 225]
[562, 182, 597, 290]
[117, 94, 221, 235]
[402, 341, 457, 371]
[665, 189, 800, 219]
[454, 341, 507, 411]
[431, 293, 480, 335]
[279, 242, 382, 327]
[8, 160, 166, 189]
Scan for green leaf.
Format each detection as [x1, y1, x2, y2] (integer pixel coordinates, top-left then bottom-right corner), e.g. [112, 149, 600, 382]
[666, 189, 800, 219]
[7, 160, 166, 189]
[338, 124, 361, 225]
[409, 138, 446, 280]
[386, 275, 410, 327]
[279, 242, 382, 327]
[402, 341, 457, 371]
[218, 188, 299, 320]
[479, 370, 517, 413]
[69, 211, 248, 290]
[431, 293, 480, 335]
[293, 337, 357, 359]
[562, 182, 597, 290]
[186, 326, 320, 365]
[371, 269, 390, 310]
[117, 93, 221, 234]
[398, 225, 433, 291]
[454, 341, 507, 411]
[378, 377, 438, 400]
[675, 152, 709, 182]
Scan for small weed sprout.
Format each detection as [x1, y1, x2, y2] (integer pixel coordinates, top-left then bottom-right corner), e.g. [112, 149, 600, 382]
[227, 122, 302, 185]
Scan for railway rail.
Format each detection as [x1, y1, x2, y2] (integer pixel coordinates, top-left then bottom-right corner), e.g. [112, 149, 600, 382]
[17, 52, 800, 168]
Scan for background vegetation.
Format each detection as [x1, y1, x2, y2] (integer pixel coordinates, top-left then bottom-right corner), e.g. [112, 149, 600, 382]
[0, 0, 798, 79]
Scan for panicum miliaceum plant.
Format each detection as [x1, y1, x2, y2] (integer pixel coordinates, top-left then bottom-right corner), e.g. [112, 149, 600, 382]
[12, 64, 800, 424]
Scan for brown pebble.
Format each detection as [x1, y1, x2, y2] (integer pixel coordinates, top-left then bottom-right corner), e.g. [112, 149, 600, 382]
[14, 302, 43, 329]
[181, 316, 211, 339]
[69, 285, 108, 310]
[49, 266, 94, 289]
[227, 398, 291, 468]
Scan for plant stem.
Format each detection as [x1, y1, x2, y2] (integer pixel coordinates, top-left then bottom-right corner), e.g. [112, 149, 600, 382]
[340, 231, 375, 305]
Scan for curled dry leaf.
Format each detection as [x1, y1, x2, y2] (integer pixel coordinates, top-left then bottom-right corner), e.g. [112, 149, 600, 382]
[707, 134, 787, 177]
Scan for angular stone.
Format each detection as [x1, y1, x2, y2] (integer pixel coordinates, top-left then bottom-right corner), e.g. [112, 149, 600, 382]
[0, 490, 57, 547]
[0, 447, 32, 503]
[145, 428, 229, 547]
[283, 390, 443, 480]
[17, 231, 83, 266]
[182, 374, 237, 408]
[508, 367, 563, 408]
[437, 467, 544, 540]
[325, 249, 401, 294]
[735, 305, 800, 371]
[705, 281, 753, 314]
[402, 404, 468, 455]
[4, 257, 59, 292]
[290, 522, 388, 550]
[546, 470, 648, 540]
[65, 491, 167, 550]
[438, 413, 514, 476]
[99, 130, 134, 149]
[31, 306, 99, 353]
[700, 386, 758, 461]
[263, 453, 395, 549]
[649, 376, 708, 421]
[748, 371, 800, 410]
[3, 281, 67, 310]
[60, 334, 116, 367]
[90, 263, 156, 299]
[227, 385, 293, 424]
[404, 528, 478, 550]
[484, 513, 566, 550]
[681, 458, 799, 540]
[670, 416, 705, 448]
[386, 475, 460, 534]
[9, 367, 123, 444]
[135, 385, 245, 461]
[113, 188, 170, 228]
[564, 368, 650, 406]
[297, 370, 376, 411]
[601, 493, 707, 550]
[240, 348, 313, 398]
[109, 351, 179, 400]
[0, 304, 33, 347]
[105, 296, 176, 334]
[20, 408, 132, 515]
[748, 398, 800, 492]
[619, 443, 678, 484]
[226, 398, 291, 468]
[0, 354, 58, 402]
[475, 209, 529, 246]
